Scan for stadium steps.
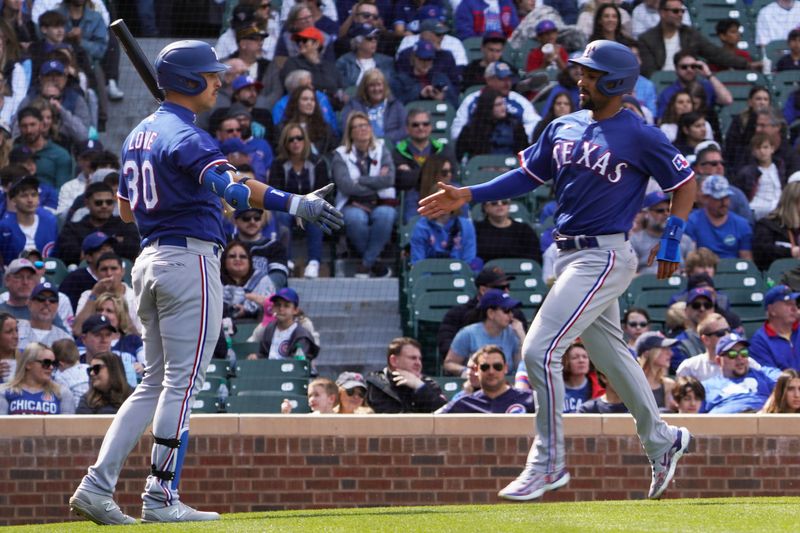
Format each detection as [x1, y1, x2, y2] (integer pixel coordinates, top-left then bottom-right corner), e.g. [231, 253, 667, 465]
[290, 278, 402, 378]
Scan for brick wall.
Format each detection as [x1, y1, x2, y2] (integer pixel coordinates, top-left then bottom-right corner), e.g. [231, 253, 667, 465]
[2, 414, 799, 525]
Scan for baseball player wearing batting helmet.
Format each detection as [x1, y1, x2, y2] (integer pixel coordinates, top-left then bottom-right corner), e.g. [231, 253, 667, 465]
[420, 40, 697, 502]
[69, 40, 343, 525]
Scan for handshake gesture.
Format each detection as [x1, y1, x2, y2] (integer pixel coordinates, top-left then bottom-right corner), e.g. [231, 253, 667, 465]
[292, 183, 344, 235]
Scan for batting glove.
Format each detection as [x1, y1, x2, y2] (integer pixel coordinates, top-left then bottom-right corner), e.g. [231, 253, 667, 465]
[290, 183, 344, 235]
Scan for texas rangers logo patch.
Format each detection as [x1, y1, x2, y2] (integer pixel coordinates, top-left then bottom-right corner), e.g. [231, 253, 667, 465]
[672, 154, 689, 171]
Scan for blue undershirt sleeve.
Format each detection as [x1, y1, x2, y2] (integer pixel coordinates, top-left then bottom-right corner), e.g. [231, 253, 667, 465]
[469, 167, 539, 204]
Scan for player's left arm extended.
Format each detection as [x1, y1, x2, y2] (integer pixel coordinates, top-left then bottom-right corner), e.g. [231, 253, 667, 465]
[651, 178, 698, 279]
[202, 162, 344, 234]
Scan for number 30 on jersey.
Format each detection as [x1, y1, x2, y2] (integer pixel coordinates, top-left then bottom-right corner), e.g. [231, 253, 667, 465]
[123, 159, 159, 210]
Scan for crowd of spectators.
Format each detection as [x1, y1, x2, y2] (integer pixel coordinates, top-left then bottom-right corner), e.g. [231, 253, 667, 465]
[1, 0, 800, 416]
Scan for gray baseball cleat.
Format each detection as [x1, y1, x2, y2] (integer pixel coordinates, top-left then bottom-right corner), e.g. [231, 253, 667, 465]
[69, 487, 136, 525]
[142, 502, 220, 523]
[649, 425, 692, 499]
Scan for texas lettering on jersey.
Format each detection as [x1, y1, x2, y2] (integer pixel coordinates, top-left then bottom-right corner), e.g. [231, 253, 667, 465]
[551, 140, 628, 183]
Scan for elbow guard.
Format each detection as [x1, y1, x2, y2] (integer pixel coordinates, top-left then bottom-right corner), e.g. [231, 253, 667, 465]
[203, 162, 251, 209]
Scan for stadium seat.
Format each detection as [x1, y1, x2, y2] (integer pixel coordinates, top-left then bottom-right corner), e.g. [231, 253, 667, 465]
[695, 7, 747, 40]
[741, 318, 763, 338]
[233, 359, 310, 378]
[764, 39, 789, 65]
[649, 71, 677, 95]
[229, 376, 309, 396]
[725, 287, 766, 320]
[433, 376, 465, 400]
[405, 100, 455, 144]
[413, 291, 473, 374]
[192, 395, 220, 413]
[462, 154, 518, 187]
[198, 376, 226, 396]
[232, 320, 259, 343]
[625, 274, 685, 304]
[485, 258, 546, 294]
[764, 258, 800, 286]
[205, 360, 230, 379]
[411, 274, 476, 301]
[511, 289, 546, 319]
[43, 257, 68, 285]
[408, 258, 473, 285]
[716, 258, 760, 276]
[501, 39, 538, 72]
[232, 341, 261, 359]
[463, 36, 484, 63]
[225, 392, 310, 414]
[713, 272, 767, 292]
[633, 289, 676, 323]
[772, 71, 799, 107]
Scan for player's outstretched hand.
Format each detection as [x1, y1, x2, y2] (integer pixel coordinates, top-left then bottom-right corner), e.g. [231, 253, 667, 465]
[417, 181, 470, 218]
[294, 183, 344, 235]
[647, 243, 680, 279]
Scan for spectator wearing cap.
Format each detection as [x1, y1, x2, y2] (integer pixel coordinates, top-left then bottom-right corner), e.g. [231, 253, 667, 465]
[16, 282, 71, 351]
[525, 19, 567, 71]
[0, 161, 58, 220]
[693, 141, 755, 226]
[634, 332, 678, 411]
[337, 0, 391, 46]
[637, 0, 755, 78]
[215, 2, 281, 61]
[336, 24, 396, 88]
[229, 203, 290, 288]
[280, 26, 346, 108]
[335, 371, 374, 414]
[437, 266, 528, 359]
[251, 288, 320, 360]
[227, 23, 271, 83]
[630, 190, 696, 274]
[15, 107, 73, 188]
[78, 313, 137, 389]
[451, 61, 539, 142]
[340, 68, 406, 144]
[670, 287, 717, 373]
[230, 77, 276, 140]
[58, 231, 115, 311]
[56, 139, 102, 220]
[685, 174, 753, 260]
[0, 175, 58, 263]
[701, 332, 782, 413]
[676, 312, 734, 381]
[777, 27, 800, 72]
[455, 0, 520, 39]
[749, 285, 800, 371]
[507, 0, 564, 50]
[0, 259, 38, 320]
[392, 38, 459, 107]
[475, 196, 542, 264]
[396, 14, 469, 69]
[32, 58, 93, 130]
[753, 182, 800, 271]
[444, 289, 525, 376]
[461, 32, 515, 90]
[440, 344, 535, 413]
[273, 4, 336, 70]
[456, 86, 528, 160]
[54, 181, 140, 267]
[366, 336, 447, 413]
[74, 253, 140, 336]
[755, 0, 800, 48]
[28, 11, 92, 88]
[215, 112, 272, 182]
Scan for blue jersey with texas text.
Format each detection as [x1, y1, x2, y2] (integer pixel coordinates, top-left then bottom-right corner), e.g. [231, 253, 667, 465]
[518, 109, 694, 236]
[118, 101, 228, 245]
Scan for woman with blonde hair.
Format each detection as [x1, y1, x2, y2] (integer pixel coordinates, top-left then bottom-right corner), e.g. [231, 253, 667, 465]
[635, 332, 678, 412]
[0, 342, 74, 414]
[339, 68, 406, 144]
[93, 292, 143, 387]
[753, 182, 800, 271]
[0, 312, 19, 383]
[761, 369, 800, 414]
[331, 111, 396, 278]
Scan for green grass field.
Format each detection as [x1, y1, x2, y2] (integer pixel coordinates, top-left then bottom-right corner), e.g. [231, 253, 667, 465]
[3, 498, 798, 532]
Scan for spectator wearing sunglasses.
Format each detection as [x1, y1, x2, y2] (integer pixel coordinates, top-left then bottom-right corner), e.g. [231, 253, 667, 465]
[335, 371, 373, 414]
[439, 345, 534, 413]
[0, 341, 75, 414]
[53, 182, 141, 267]
[749, 285, 800, 372]
[622, 307, 651, 357]
[76, 351, 132, 415]
[670, 287, 717, 374]
[16, 282, 71, 352]
[337, 25, 396, 88]
[73, 254, 141, 338]
[637, 0, 754, 78]
[630, 191, 696, 274]
[444, 289, 525, 377]
[701, 332, 782, 413]
[475, 198, 541, 264]
[52, 338, 88, 411]
[0, 175, 58, 265]
[677, 313, 740, 381]
[655, 50, 732, 122]
[280, 27, 346, 110]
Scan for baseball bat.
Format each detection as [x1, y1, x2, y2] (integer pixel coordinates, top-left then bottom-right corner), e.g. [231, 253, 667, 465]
[109, 19, 164, 103]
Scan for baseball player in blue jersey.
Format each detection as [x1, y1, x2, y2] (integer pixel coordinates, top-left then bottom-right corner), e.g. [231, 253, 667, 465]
[69, 40, 343, 525]
[420, 40, 697, 501]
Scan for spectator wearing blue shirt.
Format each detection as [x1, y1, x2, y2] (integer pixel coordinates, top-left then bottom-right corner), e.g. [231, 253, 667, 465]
[655, 50, 731, 120]
[444, 289, 525, 377]
[439, 344, 534, 413]
[0, 176, 58, 263]
[750, 285, 800, 372]
[685, 175, 753, 260]
[410, 210, 478, 267]
[702, 333, 782, 413]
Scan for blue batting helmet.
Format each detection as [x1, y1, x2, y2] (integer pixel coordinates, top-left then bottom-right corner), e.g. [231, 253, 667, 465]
[155, 40, 228, 96]
[568, 40, 639, 96]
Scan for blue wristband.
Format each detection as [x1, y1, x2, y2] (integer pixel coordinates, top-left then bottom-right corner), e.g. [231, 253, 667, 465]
[261, 186, 292, 212]
[656, 215, 685, 263]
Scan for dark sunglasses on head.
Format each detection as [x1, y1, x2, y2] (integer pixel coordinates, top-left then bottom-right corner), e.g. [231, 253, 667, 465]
[627, 321, 648, 328]
[36, 358, 58, 369]
[705, 328, 731, 338]
[487, 200, 511, 206]
[479, 362, 505, 372]
[690, 300, 714, 310]
[410, 121, 430, 128]
[345, 388, 366, 397]
[286, 135, 304, 143]
[87, 363, 107, 376]
[94, 199, 115, 206]
[33, 295, 59, 304]
[678, 63, 702, 71]
[225, 127, 242, 133]
[240, 215, 261, 223]
[721, 348, 749, 359]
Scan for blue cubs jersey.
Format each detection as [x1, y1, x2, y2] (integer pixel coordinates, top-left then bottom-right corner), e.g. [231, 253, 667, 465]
[519, 109, 694, 236]
[4, 388, 63, 414]
[119, 101, 228, 245]
[439, 387, 535, 413]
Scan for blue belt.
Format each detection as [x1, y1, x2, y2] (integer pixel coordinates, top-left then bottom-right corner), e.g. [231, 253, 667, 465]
[555, 233, 629, 251]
